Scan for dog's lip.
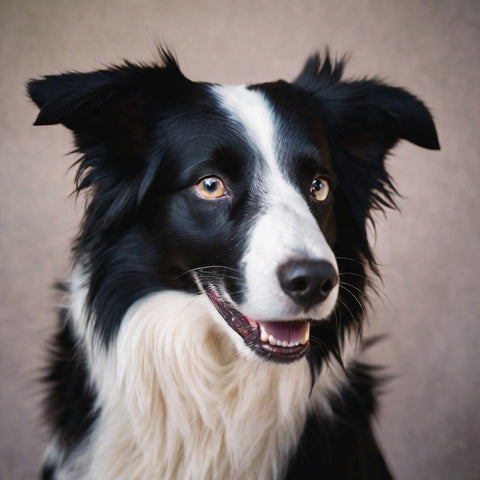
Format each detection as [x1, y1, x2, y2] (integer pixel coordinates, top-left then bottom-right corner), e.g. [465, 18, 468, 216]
[205, 286, 310, 363]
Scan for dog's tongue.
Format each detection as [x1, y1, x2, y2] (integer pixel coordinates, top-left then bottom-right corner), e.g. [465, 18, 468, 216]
[256, 320, 310, 346]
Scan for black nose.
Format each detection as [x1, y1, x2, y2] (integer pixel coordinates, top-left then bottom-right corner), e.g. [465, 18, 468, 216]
[277, 259, 338, 310]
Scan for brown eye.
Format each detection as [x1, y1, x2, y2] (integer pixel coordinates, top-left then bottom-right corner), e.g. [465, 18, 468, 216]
[196, 176, 228, 199]
[310, 177, 330, 202]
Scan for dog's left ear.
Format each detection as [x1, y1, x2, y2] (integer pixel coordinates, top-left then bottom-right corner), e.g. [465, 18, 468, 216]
[295, 53, 440, 273]
[294, 54, 440, 164]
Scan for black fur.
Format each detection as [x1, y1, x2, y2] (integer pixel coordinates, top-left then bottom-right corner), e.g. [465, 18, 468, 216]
[286, 362, 393, 479]
[40, 304, 98, 477]
[28, 49, 439, 479]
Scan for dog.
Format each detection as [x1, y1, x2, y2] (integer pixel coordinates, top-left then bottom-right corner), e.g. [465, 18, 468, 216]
[28, 49, 439, 479]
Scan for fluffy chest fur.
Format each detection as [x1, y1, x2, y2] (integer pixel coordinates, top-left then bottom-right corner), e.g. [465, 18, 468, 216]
[66, 274, 349, 480]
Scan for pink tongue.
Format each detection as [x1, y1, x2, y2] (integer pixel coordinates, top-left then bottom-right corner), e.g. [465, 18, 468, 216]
[258, 320, 309, 344]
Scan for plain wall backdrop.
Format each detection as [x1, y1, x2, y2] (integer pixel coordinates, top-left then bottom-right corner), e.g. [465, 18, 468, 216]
[1, 1, 479, 479]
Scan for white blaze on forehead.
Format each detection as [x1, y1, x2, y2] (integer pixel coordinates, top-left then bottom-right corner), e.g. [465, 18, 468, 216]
[211, 83, 301, 205]
[211, 84, 277, 169]
[211, 84, 338, 321]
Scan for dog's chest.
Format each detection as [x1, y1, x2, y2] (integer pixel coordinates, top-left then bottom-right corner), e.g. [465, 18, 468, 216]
[69, 288, 346, 479]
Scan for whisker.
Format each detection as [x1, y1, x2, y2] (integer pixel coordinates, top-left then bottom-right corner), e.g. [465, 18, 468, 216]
[173, 265, 242, 281]
[339, 271, 393, 307]
[339, 284, 366, 316]
[337, 296, 357, 326]
[339, 280, 368, 298]
[335, 256, 363, 264]
[198, 274, 244, 284]
[308, 335, 331, 354]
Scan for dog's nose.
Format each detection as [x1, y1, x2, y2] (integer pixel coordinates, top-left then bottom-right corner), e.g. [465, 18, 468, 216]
[277, 259, 338, 309]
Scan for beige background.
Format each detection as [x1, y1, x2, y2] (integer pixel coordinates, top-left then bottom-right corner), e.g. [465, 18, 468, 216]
[1, 1, 479, 479]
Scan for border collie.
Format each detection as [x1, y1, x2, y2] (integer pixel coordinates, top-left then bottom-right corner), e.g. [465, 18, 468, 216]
[28, 49, 439, 480]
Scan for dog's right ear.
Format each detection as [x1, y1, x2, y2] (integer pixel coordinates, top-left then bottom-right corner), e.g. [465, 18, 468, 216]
[27, 50, 184, 128]
[27, 50, 189, 229]
[27, 50, 186, 161]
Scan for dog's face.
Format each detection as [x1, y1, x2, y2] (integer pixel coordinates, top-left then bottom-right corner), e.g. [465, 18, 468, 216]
[28, 51, 439, 364]
[147, 83, 340, 362]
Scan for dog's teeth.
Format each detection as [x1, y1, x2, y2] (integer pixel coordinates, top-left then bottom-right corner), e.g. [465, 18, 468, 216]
[259, 321, 310, 348]
[259, 324, 269, 342]
[299, 323, 310, 345]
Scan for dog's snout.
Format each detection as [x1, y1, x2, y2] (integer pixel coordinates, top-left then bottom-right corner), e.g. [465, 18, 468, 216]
[277, 259, 338, 309]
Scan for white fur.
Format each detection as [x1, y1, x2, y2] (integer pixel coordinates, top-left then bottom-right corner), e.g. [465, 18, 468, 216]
[211, 85, 339, 321]
[46, 271, 356, 480]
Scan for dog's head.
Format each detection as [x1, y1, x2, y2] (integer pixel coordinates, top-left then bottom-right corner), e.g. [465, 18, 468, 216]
[28, 50, 439, 365]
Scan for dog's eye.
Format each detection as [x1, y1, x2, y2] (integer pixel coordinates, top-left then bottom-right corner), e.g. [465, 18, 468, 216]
[196, 176, 228, 199]
[310, 177, 330, 202]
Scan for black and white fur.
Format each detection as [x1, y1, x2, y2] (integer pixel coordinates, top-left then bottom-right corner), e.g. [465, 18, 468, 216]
[28, 50, 439, 480]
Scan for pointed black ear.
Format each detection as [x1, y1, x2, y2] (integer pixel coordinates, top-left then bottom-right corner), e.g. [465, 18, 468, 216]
[294, 53, 440, 164]
[295, 53, 440, 274]
[26, 51, 187, 229]
[28, 69, 127, 129]
[27, 50, 185, 160]
[323, 80, 440, 162]
[27, 50, 183, 127]
[28, 67, 149, 163]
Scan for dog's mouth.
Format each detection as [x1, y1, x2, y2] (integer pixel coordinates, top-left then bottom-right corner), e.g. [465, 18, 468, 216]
[206, 287, 310, 363]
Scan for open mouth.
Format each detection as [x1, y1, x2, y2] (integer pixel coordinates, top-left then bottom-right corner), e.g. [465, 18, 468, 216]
[206, 287, 310, 363]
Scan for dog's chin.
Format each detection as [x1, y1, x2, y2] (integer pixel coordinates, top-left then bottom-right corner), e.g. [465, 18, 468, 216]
[205, 287, 312, 364]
